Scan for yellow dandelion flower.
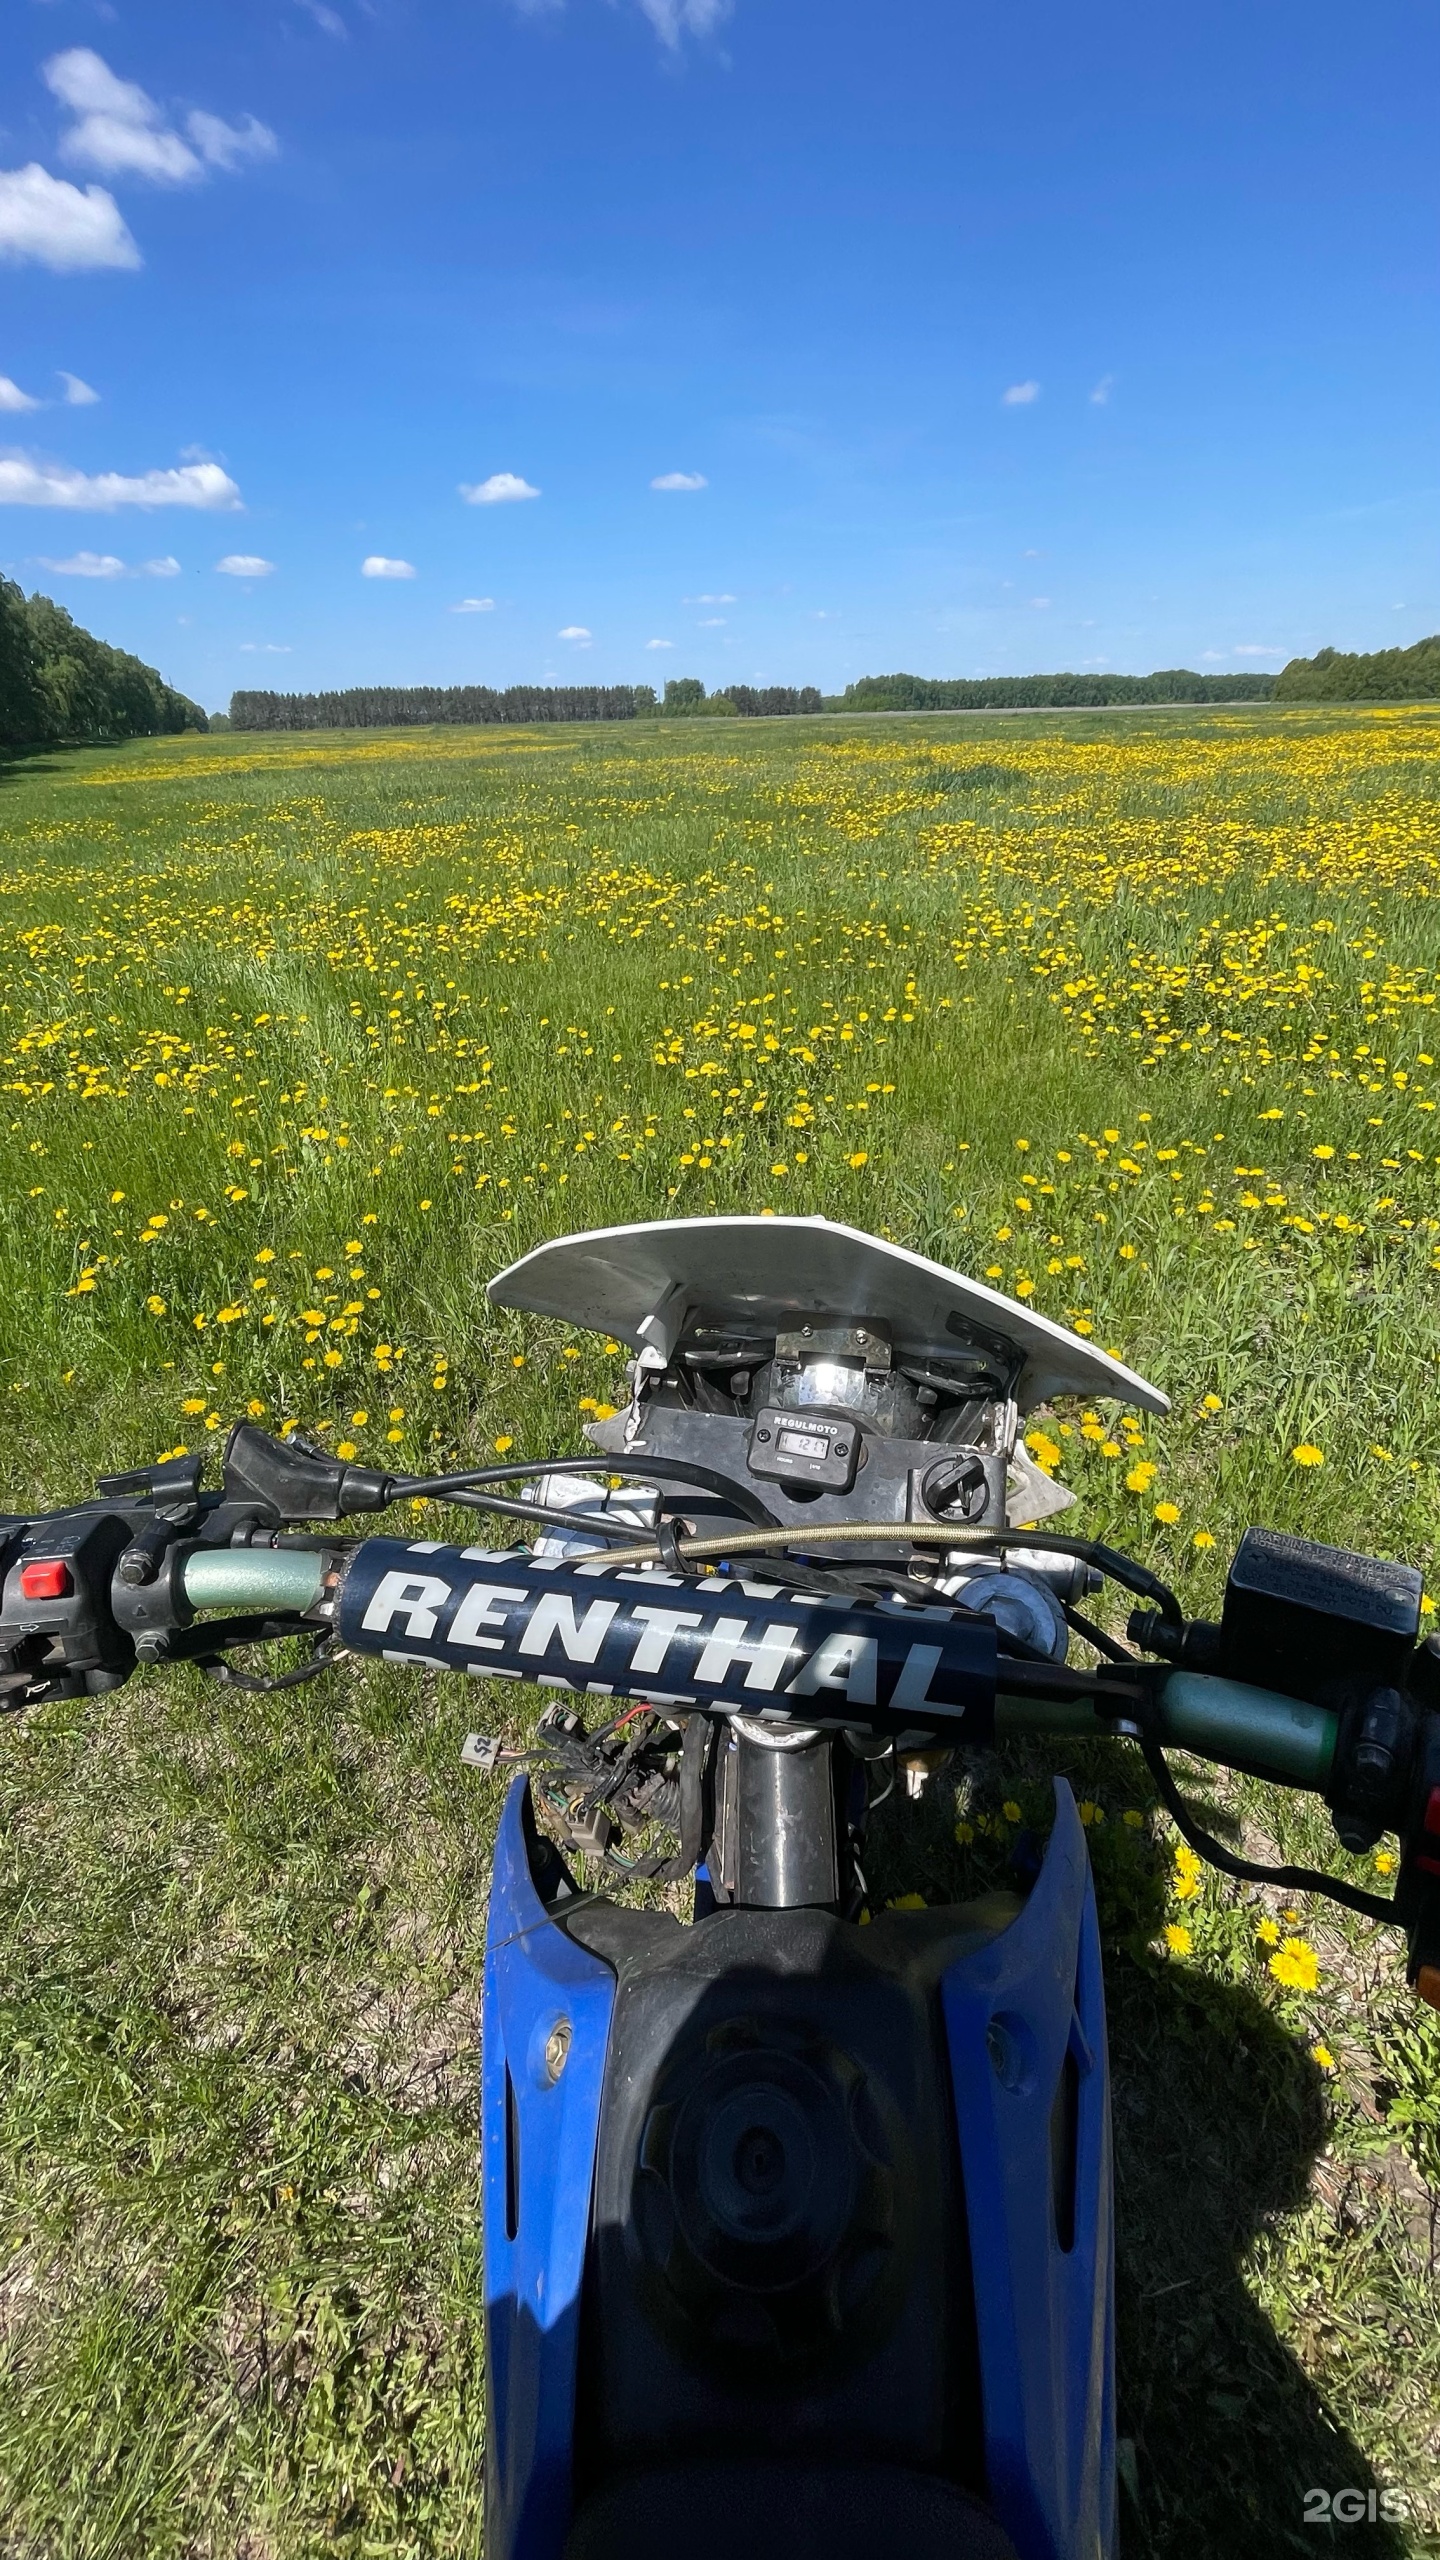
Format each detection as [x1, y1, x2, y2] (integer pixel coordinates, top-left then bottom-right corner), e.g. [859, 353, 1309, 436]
[1291, 1443, 1324, 1467]
[1164, 1925, 1192, 1956]
[1269, 1939, 1319, 1991]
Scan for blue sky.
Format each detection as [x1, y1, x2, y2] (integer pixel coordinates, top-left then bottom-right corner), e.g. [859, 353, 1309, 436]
[1, 0, 1435, 713]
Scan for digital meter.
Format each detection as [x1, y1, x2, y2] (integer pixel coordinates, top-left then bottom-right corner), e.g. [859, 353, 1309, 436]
[746, 1406, 862, 1494]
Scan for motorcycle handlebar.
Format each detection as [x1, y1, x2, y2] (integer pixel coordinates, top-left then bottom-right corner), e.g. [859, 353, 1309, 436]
[178, 1540, 1339, 1792]
[7, 1482, 1437, 1990]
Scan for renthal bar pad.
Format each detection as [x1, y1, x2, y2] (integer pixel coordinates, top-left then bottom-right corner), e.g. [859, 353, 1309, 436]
[335, 1538, 998, 1741]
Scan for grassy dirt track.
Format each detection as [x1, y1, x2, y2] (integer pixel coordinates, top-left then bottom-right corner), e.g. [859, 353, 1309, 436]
[2, 707, 1439, 2557]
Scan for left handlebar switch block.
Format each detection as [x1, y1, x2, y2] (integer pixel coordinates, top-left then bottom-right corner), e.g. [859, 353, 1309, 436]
[0, 1510, 136, 1705]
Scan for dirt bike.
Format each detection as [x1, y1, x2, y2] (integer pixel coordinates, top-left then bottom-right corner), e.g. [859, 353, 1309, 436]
[4, 1215, 1437, 2560]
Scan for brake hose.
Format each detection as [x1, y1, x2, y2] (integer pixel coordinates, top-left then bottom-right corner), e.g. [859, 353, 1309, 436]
[1139, 1727, 1396, 1925]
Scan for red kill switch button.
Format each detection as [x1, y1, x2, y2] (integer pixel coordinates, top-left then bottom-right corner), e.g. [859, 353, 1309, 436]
[20, 1560, 72, 1600]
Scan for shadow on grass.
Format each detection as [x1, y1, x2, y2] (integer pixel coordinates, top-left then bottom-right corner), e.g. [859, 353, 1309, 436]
[0, 745, 68, 786]
[1107, 1955, 1405, 2560]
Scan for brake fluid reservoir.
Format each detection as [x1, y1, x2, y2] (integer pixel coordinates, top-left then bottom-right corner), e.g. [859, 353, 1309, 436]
[938, 1559, 1070, 1662]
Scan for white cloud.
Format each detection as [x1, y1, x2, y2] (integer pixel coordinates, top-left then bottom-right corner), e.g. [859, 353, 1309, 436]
[461, 472, 540, 505]
[59, 371, 100, 405]
[361, 555, 415, 578]
[636, 0, 732, 47]
[1234, 643, 1284, 657]
[645, 637, 673, 649]
[1030, 596, 1052, 609]
[240, 641, 291, 653]
[44, 51, 275, 189]
[298, 0, 348, 33]
[697, 615, 726, 627]
[47, 51, 203, 184]
[186, 112, 277, 173]
[652, 470, 707, 491]
[450, 596, 495, 613]
[1002, 381, 1040, 405]
[0, 454, 241, 509]
[0, 164, 139, 272]
[685, 591, 736, 603]
[1090, 374, 1115, 406]
[216, 553, 274, 577]
[0, 377, 42, 413]
[1202, 651, 1225, 662]
[558, 624, 591, 640]
[37, 548, 182, 578]
[38, 549, 126, 577]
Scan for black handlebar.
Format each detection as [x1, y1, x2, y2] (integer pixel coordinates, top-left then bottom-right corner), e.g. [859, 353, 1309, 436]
[3, 1425, 1440, 2007]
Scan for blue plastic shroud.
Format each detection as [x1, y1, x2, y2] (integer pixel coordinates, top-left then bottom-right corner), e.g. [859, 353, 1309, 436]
[940, 1780, 1115, 2560]
[481, 1773, 1114, 2560]
[481, 1779, 617, 2560]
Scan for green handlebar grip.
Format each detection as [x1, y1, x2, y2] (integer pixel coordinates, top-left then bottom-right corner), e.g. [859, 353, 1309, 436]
[1156, 1670, 1337, 1788]
[181, 1549, 328, 1615]
[997, 1673, 1338, 1789]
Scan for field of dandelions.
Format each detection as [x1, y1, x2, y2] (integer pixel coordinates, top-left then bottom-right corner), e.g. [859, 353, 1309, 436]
[2, 705, 1439, 2557]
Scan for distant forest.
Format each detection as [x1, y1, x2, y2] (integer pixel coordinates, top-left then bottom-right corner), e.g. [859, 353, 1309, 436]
[841, 669, 1278, 709]
[230, 683, 655, 730]
[8, 587, 1438, 753]
[228, 650, 1440, 729]
[1274, 634, 1440, 702]
[0, 580, 205, 747]
[657, 679, 824, 717]
[229, 679, 826, 728]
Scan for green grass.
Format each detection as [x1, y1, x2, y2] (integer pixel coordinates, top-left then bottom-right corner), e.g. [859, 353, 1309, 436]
[2, 707, 1439, 2556]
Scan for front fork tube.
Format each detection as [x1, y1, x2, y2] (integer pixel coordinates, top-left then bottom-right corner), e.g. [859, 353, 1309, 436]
[706, 1725, 851, 1910]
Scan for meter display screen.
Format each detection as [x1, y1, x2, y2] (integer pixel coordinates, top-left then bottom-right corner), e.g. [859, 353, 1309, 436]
[776, 1425, 832, 1460]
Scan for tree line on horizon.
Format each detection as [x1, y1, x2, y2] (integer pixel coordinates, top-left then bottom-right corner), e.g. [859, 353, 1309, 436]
[839, 668, 1279, 709]
[229, 682, 656, 731]
[228, 678, 828, 729]
[1273, 633, 1440, 703]
[0, 579, 206, 748]
[4, 581, 1439, 751]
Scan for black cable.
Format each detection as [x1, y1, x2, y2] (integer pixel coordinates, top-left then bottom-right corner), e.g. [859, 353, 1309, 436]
[1063, 1603, 1138, 1666]
[651, 1713, 712, 1883]
[391, 1453, 780, 1530]
[196, 1634, 339, 1694]
[406, 1486, 646, 1541]
[1139, 1731, 1397, 1926]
